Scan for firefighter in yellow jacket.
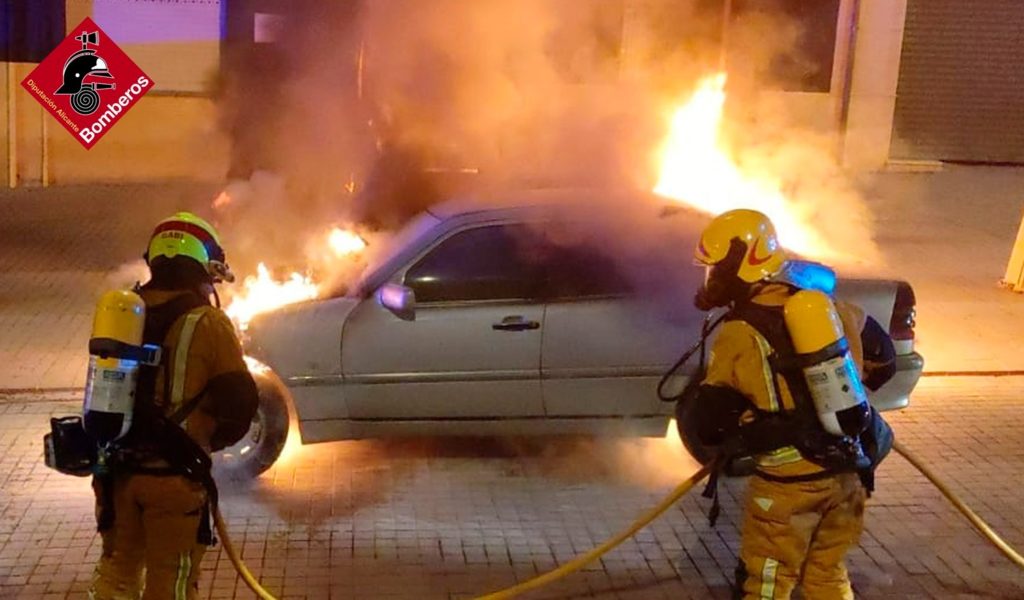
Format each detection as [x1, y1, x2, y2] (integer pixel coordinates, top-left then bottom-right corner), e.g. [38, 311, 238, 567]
[89, 212, 259, 600]
[689, 210, 895, 600]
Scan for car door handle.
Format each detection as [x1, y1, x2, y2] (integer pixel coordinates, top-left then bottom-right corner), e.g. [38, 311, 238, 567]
[492, 316, 540, 331]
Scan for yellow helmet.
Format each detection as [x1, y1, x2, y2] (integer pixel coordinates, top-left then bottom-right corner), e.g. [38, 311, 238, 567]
[695, 209, 786, 283]
[146, 212, 234, 283]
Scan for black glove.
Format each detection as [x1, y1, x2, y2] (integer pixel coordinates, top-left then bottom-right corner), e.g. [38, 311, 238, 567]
[202, 371, 260, 452]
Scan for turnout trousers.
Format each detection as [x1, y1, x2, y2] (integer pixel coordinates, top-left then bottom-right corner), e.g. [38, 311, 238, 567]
[89, 474, 207, 600]
[736, 472, 866, 600]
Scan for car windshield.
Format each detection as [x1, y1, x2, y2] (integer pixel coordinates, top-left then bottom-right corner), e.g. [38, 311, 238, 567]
[354, 212, 442, 295]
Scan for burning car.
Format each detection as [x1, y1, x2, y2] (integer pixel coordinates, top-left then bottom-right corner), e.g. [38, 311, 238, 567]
[220, 189, 923, 477]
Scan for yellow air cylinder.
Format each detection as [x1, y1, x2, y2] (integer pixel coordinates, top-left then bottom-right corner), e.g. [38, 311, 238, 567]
[91, 290, 146, 364]
[783, 290, 870, 437]
[84, 290, 147, 444]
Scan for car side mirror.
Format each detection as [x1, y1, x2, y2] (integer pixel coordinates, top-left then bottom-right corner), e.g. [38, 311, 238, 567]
[377, 283, 416, 321]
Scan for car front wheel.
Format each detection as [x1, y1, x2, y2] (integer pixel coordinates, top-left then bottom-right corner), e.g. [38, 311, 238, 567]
[213, 373, 290, 479]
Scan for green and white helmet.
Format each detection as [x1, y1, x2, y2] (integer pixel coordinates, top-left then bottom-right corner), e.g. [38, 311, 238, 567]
[147, 212, 234, 283]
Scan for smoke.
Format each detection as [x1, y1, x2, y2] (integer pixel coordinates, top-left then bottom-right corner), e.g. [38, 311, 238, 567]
[104, 259, 150, 289]
[213, 0, 882, 276]
[203, 1, 887, 484]
[717, 2, 883, 271]
[213, 1, 712, 235]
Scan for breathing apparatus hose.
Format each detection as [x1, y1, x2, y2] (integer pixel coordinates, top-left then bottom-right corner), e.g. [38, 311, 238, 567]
[893, 440, 1024, 570]
[657, 312, 727, 403]
[473, 464, 713, 600]
[213, 505, 280, 600]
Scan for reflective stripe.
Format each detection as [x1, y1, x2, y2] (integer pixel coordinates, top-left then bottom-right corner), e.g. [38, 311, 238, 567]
[747, 324, 802, 468]
[170, 309, 208, 413]
[760, 557, 778, 599]
[175, 551, 192, 600]
[757, 446, 804, 467]
[751, 330, 780, 412]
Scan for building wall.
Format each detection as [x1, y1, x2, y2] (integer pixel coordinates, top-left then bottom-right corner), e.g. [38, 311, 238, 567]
[842, 0, 909, 170]
[1, 0, 909, 187]
[1, 0, 228, 187]
[736, 0, 909, 171]
[620, 0, 908, 171]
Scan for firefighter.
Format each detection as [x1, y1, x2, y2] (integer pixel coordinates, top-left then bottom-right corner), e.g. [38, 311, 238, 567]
[688, 209, 895, 600]
[88, 212, 259, 600]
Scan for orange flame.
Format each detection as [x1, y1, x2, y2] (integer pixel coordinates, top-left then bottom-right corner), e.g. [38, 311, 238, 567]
[654, 74, 834, 260]
[327, 227, 367, 257]
[240, 355, 306, 470]
[224, 263, 319, 331]
[223, 226, 367, 331]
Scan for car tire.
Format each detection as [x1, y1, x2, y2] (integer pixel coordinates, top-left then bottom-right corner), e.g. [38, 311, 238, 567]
[675, 398, 715, 466]
[213, 373, 290, 479]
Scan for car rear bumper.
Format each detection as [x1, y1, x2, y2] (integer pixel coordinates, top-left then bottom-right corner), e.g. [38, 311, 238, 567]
[869, 351, 925, 412]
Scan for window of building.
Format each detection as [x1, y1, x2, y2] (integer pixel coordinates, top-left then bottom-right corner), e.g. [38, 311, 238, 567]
[0, 0, 65, 62]
[732, 0, 842, 92]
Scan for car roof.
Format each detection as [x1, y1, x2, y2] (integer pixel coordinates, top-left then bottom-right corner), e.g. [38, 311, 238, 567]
[425, 187, 659, 221]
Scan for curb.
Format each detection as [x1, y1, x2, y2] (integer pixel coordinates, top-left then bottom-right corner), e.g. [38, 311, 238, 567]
[0, 388, 82, 404]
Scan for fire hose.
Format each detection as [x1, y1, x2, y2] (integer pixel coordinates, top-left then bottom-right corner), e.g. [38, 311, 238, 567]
[892, 441, 1024, 570]
[213, 444, 1024, 599]
[472, 463, 715, 600]
[213, 505, 279, 600]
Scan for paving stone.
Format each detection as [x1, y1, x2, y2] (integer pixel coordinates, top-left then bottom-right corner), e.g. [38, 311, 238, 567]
[2, 377, 1024, 598]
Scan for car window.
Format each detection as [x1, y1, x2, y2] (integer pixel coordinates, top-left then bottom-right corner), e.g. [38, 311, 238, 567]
[540, 243, 633, 299]
[405, 225, 541, 303]
[356, 212, 442, 295]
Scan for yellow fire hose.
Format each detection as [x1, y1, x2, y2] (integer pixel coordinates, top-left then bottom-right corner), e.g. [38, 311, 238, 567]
[472, 464, 715, 600]
[213, 505, 279, 600]
[213, 443, 1024, 600]
[892, 441, 1024, 570]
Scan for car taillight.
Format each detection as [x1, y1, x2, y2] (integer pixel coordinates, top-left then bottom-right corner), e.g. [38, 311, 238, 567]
[889, 281, 916, 341]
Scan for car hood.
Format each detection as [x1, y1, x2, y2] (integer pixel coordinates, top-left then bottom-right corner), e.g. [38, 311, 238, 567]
[244, 296, 361, 381]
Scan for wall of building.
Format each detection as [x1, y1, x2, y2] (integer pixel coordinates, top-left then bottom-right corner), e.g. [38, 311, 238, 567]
[842, 0, 909, 171]
[1, 0, 909, 187]
[727, 0, 909, 171]
[1, 0, 228, 187]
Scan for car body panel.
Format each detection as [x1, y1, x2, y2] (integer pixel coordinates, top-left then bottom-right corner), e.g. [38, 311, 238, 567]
[245, 297, 359, 422]
[244, 191, 924, 442]
[340, 298, 546, 418]
[541, 296, 702, 416]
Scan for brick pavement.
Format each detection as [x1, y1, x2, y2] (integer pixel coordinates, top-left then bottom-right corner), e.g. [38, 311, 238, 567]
[2, 376, 1023, 599]
[0, 183, 217, 390]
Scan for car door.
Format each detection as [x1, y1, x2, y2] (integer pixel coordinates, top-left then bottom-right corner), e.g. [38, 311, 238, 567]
[341, 222, 546, 419]
[539, 225, 707, 418]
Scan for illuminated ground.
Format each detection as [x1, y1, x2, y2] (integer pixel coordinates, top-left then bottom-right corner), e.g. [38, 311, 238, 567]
[2, 377, 1024, 598]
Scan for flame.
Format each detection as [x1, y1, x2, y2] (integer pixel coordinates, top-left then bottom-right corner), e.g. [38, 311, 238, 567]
[243, 355, 270, 376]
[221, 226, 367, 332]
[224, 263, 319, 331]
[327, 227, 367, 257]
[664, 418, 685, 454]
[654, 74, 833, 260]
[272, 418, 306, 469]
[212, 189, 232, 210]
